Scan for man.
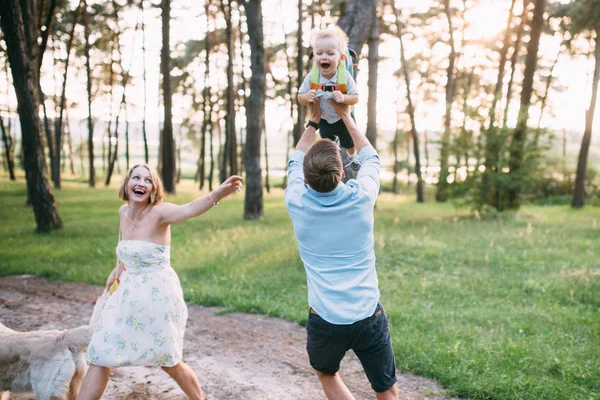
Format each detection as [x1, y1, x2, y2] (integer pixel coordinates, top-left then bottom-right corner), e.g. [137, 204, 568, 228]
[285, 98, 398, 400]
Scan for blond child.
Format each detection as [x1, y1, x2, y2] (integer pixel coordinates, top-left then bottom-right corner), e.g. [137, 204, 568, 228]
[298, 25, 360, 175]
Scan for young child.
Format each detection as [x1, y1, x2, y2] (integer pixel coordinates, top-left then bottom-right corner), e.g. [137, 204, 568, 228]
[298, 25, 361, 177]
[78, 164, 243, 400]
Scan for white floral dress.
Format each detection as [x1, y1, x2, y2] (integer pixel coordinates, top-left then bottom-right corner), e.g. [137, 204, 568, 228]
[86, 240, 188, 367]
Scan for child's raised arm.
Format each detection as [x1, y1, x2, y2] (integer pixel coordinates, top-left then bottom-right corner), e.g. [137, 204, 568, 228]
[157, 175, 243, 225]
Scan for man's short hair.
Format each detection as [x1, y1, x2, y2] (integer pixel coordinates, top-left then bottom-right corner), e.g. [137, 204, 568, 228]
[303, 140, 343, 193]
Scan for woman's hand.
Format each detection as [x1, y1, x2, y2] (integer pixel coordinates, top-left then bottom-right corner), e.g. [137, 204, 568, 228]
[105, 262, 125, 291]
[212, 175, 244, 203]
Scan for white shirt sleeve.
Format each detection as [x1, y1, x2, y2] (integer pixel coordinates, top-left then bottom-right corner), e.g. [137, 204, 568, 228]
[298, 74, 311, 94]
[346, 73, 358, 95]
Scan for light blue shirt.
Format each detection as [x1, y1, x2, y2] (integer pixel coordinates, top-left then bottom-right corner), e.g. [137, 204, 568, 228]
[284, 145, 381, 324]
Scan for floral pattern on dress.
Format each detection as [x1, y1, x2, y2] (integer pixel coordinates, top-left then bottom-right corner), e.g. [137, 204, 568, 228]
[86, 240, 188, 368]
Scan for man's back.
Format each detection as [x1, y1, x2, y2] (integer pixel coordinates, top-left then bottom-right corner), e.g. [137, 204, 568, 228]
[285, 145, 381, 324]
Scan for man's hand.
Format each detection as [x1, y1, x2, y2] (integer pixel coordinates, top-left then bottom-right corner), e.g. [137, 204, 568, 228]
[309, 98, 322, 123]
[305, 89, 317, 103]
[328, 99, 351, 119]
[332, 90, 345, 103]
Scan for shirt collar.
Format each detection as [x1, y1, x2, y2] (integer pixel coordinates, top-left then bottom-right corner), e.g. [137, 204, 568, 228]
[307, 182, 344, 197]
[322, 71, 338, 82]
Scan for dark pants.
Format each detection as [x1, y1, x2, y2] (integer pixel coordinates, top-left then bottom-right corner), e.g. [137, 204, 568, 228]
[306, 303, 397, 393]
[319, 116, 356, 149]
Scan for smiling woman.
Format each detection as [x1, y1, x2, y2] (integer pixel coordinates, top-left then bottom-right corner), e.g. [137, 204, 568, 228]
[77, 163, 243, 399]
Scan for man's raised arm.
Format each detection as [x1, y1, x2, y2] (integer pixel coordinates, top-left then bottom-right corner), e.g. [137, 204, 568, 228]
[295, 98, 322, 153]
[327, 99, 370, 153]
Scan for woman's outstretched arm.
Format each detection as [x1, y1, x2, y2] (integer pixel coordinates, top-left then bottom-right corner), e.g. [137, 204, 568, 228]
[157, 175, 243, 225]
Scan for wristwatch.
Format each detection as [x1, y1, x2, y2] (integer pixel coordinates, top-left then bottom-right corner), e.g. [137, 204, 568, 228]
[306, 120, 319, 129]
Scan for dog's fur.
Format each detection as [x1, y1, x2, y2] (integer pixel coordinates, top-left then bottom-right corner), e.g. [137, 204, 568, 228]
[0, 292, 106, 400]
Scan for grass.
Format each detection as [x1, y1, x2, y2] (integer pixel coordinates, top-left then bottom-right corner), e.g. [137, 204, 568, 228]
[1, 176, 599, 400]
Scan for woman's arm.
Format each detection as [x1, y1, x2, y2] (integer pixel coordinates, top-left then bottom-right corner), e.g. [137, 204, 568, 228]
[157, 175, 243, 225]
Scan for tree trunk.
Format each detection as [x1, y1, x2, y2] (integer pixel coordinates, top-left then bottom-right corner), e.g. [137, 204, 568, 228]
[0, 114, 16, 180]
[480, 0, 516, 206]
[365, 7, 379, 148]
[37, 0, 57, 73]
[220, 0, 238, 182]
[458, 69, 474, 180]
[208, 119, 214, 192]
[292, 0, 305, 146]
[140, 0, 149, 164]
[2, 59, 16, 181]
[337, 0, 377, 57]
[436, 0, 457, 202]
[572, 29, 600, 208]
[53, 0, 83, 189]
[534, 48, 560, 145]
[263, 119, 270, 193]
[83, 0, 95, 187]
[0, 0, 63, 232]
[237, 7, 247, 174]
[394, 5, 423, 203]
[506, 0, 545, 209]
[503, 0, 530, 129]
[65, 109, 76, 175]
[161, 0, 176, 193]
[392, 130, 399, 195]
[105, 32, 116, 175]
[424, 129, 429, 179]
[199, 2, 212, 190]
[125, 108, 130, 171]
[240, 0, 265, 220]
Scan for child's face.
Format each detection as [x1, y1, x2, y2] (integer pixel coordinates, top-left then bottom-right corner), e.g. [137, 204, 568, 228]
[314, 37, 342, 78]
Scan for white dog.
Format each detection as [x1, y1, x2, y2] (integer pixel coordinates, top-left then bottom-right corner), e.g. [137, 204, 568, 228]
[0, 292, 106, 400]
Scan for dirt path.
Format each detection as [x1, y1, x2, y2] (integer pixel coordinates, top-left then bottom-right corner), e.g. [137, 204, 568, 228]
[1, 275, 452, 400]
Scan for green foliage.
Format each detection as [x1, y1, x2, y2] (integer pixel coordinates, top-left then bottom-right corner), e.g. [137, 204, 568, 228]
[1, 178, 599, 399]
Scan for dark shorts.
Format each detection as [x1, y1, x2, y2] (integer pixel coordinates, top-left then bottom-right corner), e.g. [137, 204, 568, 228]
[319, 118, 355, 149]
[306, 303, 397, 393]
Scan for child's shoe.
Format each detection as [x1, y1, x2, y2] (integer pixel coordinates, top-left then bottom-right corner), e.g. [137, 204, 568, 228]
[341, 149, 361, 182]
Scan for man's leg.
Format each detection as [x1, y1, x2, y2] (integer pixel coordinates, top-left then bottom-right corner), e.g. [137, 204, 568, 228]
[315, 370, 355, 400]
[77, 365, 110, 400]
[375, 384, 398, 400]
[351, 304, 398, 399]
[306, 310, 351, 400]
[162, 361, 204, 400]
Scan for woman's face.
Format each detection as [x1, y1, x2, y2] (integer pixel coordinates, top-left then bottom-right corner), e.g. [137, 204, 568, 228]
[127, 166, 154, 204]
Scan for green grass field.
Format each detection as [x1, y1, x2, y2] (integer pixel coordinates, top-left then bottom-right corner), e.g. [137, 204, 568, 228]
[1, 176, 598, 400]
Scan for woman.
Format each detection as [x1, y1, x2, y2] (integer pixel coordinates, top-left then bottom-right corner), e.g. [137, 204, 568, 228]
[78, 164, 243, 400]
